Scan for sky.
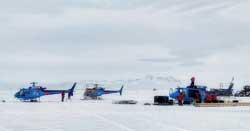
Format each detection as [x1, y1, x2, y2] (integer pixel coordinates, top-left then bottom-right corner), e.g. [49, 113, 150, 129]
[0, 0, 250, 88]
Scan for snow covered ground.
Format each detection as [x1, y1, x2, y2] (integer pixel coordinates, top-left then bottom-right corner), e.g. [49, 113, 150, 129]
[1, 88, 250, 131]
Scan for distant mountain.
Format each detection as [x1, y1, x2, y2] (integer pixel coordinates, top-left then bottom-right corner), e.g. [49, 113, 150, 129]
[0, 75, 182, 91]
[124, 75, 181, 90]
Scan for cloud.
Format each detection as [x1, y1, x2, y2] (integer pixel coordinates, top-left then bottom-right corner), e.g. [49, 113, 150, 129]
[0, 0, 250, 87]
[138, 58, 177, 63]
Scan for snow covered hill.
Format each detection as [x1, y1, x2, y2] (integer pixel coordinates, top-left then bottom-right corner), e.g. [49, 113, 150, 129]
[1, 90, 250, 131]
[1, 78, 250, 131]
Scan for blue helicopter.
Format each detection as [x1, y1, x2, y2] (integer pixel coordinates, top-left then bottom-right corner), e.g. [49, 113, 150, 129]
[83, 84, 124, 99]
[209, 78, 234, 96]
[169, 85, 207, 104]
[169, 77, 208, 104]
[15, 82, 77, 102]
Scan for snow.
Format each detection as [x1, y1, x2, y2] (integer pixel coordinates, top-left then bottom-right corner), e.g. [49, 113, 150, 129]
[0, 88, 250, 131]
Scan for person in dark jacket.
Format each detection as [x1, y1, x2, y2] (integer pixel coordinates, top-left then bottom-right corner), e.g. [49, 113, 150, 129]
[68, 92, 72, 100]
[191, 77, 195, 88]
[195, 92, 201, 103]
[189, 77, 197, 99]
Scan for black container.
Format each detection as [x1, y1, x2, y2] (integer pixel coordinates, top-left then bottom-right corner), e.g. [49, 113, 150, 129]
[154, 96, 171, 105]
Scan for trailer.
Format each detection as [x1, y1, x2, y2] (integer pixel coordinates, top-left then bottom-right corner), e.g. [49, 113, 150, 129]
[195, 102, 250, 107]
[154, 96, 174, 105]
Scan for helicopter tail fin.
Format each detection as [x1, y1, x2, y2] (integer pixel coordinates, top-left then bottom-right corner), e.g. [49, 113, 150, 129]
[69, 82, 77, 97]
[119, 85, 124, 96]
[228, 77, 234, 90]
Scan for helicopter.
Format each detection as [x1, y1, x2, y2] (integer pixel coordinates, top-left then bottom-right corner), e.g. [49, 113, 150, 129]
[209, 78, 234, 96]
[15, 82, 77, 102]
[169, 77, 235, 104]
[169, 77, 208, 104]
[83, 84, 124, 100]
[169, 85, 208, 104]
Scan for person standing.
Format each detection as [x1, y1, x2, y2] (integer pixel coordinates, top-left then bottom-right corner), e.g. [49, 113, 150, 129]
[190, 77, 195, 88]
[205, 93, 212, 103]
[178, 92, 185, 105]
[61, 91, 65, 102]
[68, 91, 72, 100]
[195, 92, 201, 103]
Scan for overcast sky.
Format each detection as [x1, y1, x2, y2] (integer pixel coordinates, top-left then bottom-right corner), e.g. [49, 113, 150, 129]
[0, 0, 250, 87]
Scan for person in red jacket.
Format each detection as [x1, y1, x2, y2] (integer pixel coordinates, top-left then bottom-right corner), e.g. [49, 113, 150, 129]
[61, 91, 65, 102]
[206, 93, 212, 103]
[211, 93, 218, 103]
[178, 91, 185, 105]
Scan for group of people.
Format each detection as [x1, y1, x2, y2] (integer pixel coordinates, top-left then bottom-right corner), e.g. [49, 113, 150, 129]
[205, 92, 218, 103]
[61, 91, 72, 102]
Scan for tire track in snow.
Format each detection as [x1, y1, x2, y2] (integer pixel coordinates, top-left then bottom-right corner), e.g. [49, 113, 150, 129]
[0, 126, 12, 131]
[93, 113, 135, 131]
[133, 116, 192, 131]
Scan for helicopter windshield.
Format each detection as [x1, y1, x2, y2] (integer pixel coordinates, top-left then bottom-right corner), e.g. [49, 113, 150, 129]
[20, 89, 32, 96]
[169, 88, 178, 93]
[19, 90, 24, 96]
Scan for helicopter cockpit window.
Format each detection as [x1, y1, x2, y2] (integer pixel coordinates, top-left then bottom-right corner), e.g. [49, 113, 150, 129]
[172, 88, 177, 92]
[20, 90, 23, 95]
[20, 90, 25, 96]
